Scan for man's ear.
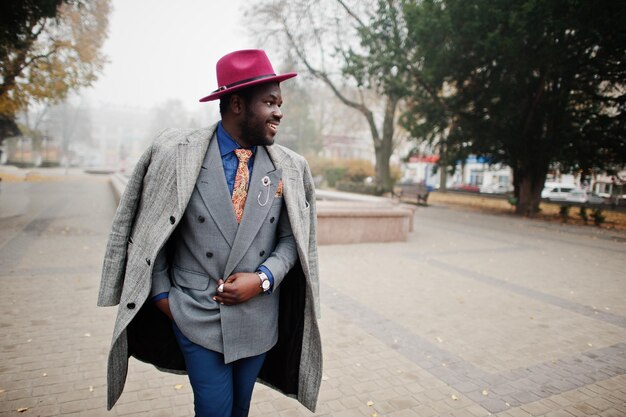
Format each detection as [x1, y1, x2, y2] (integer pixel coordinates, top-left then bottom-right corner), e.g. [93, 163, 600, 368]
[230, 94, 245, 115]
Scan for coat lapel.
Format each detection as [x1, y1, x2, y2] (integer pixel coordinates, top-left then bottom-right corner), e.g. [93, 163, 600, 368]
[224, 146, 282, 278]
[195, 136, 239, 246]
[176, 127, 213, 214]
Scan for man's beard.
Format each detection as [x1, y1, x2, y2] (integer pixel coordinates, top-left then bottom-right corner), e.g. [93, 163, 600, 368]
[240, 110, 274, 147]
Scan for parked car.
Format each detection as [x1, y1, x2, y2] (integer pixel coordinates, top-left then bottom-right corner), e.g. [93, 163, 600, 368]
[451, 183, 480, 192]
[565, 189, 606, 204]
[480, 183, 514, 194]
[541, 184, 575, 201]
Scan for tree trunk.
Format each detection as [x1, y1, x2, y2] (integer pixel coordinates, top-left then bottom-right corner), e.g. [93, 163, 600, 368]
[439, 165, 447, 192]
[374, 95, 398, 191]
[374, 141, 392, 191]
[515, 165, 548, 216]
[438, 140, 448, 192]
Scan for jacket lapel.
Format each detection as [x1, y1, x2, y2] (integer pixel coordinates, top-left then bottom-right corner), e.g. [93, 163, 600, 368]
[195, 135, 239, 246]
[224, 146, 282, 278]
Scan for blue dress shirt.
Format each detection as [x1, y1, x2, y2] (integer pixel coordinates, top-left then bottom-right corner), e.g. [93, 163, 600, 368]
[152, 122, 274, 303]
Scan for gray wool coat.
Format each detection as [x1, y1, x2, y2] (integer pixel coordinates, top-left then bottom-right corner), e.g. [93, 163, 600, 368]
[97, 124, 322, 411]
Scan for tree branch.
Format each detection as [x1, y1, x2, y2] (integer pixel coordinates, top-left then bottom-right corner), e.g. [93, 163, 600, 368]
[334, 0, 367, 29]
[283, 25, 381, 143]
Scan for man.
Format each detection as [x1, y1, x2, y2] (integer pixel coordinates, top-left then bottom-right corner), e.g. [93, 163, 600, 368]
[98, 49, 322, 416]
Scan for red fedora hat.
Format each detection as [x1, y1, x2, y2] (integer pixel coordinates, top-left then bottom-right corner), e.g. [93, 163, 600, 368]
[199, 49, 297, 102]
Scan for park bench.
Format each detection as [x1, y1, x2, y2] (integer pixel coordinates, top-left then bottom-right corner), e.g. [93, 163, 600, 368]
[393, 182, 430, 205]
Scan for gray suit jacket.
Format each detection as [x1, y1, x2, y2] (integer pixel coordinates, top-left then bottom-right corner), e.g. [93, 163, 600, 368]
[98, 124, 322, 411]
[151, 135, 298, 362]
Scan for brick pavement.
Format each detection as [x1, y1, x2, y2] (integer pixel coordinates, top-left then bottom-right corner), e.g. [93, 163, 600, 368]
[0, 176, 625, 416]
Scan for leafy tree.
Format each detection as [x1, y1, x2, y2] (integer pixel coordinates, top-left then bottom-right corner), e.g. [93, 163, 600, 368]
[249, 0, 411, 190]
[402, 0, 626, 215]
[0, 0, 110, 145]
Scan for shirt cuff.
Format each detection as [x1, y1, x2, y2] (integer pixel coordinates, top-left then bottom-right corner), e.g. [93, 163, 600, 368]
[257, 265, 275, 294]
[151, 292, 169, 303]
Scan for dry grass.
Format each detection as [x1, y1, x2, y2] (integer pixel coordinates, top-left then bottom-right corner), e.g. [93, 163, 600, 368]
[0, 172, 64, 182]
[428, 192, 626, 232]
[0, 169, 106, 183]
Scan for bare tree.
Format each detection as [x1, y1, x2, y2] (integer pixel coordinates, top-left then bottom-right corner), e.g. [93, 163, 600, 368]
[248, 0, 410, 190]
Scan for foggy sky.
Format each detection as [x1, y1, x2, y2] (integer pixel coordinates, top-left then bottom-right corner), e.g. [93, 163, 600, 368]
[85, 0, 261, 114]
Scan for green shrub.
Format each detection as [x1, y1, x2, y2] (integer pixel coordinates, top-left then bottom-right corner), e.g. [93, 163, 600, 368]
[559, 205, 570, 222]
[579, 206, 588, 224]
[507, 195, 517, 207]
[591, 208, 605, 226]
[324, 167, 347, 187]
[336, 181, 385, 196]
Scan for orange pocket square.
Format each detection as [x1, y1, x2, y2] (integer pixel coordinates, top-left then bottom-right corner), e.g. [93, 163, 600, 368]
[274, 180, 283, 197]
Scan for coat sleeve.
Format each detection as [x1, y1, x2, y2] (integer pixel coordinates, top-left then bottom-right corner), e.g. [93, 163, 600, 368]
[97, 144, 154, 307]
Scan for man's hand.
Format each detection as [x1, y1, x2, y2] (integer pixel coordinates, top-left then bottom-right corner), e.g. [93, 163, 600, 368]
[213, 272, 263, 306]
[154, 298, 173, 320]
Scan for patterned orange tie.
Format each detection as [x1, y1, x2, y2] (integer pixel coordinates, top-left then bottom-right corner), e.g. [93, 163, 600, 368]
[232, 149, 253, 223]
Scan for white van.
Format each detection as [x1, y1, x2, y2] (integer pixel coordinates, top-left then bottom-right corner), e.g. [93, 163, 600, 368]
[541, 183, 576, 201]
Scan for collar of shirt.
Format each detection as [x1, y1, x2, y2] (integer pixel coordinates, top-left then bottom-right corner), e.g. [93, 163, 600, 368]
[216, 121, 256, 157]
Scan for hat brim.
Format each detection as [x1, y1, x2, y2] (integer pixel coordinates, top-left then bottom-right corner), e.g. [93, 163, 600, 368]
[199, 72, 297, 102]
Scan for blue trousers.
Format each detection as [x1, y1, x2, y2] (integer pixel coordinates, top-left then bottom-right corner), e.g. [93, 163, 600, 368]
[173, 324, 266, 417]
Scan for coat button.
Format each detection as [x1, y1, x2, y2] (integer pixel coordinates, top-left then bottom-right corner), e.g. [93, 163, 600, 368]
[206, 251, 213, 258]
[259, 250, 265, 257]
[270, 217, 275, 223]
[170, 216, 175, 224]
[146, 258, 151, 266]
[127, 302, 135, 309]
[198, 216, 205, 223]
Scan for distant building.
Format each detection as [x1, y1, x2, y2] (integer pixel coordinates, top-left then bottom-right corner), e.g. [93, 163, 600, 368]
[401, 154, 513, 190]
[592, 170, 626, 203]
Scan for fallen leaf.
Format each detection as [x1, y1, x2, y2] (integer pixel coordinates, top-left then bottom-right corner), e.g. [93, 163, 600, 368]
[451, 394, 458, 401]
[17, 408, 29, 413]
[174, 384, 183, 390]
[482, 390, 489, 396]
[366, 400, 374, 407]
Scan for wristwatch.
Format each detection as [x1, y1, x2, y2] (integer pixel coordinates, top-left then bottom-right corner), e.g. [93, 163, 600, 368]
[257, 271, 271, 292]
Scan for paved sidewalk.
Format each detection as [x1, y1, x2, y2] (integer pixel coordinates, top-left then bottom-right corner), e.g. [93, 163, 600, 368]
[0, 176, 625, 416]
